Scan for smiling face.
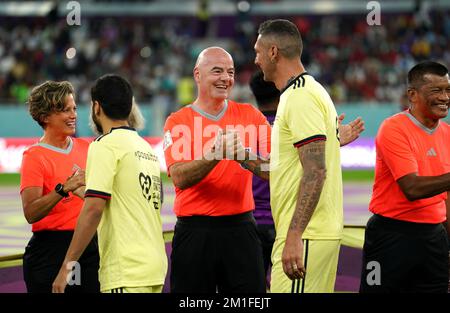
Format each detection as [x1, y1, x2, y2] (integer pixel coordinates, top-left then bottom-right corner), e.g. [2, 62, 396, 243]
[194, 48, 235, 102]
[44, 94, 77, 136]
[409, 73, 450, 127]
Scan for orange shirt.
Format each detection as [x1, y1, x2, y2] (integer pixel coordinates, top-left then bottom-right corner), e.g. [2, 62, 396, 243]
[163, 100, 271, 217]
[20, 137, 90, 231]
[369, 111, 450, 223]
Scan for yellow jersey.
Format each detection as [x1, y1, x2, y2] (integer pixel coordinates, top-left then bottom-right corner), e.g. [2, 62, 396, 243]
[270, 73, 343, 240]
[85, 126, 167, 291]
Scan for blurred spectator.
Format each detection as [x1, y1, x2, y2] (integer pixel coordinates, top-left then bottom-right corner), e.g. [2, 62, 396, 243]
[0, 9, 449, 109]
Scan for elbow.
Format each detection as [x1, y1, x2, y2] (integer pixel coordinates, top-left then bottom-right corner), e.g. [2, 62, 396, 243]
[314, 167, 327, 182]
[170, 167, 190, 190]
[403, 189, 420, 202]
[24, 211, 37, 224]
[303, 167, 327, 184]
[170, 174, 187, 190]
[400, 184, 421, 201]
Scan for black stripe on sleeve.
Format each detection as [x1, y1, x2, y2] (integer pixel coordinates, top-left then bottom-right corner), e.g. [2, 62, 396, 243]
[293, 135, 326, 148]
[85, 189, 111, 200]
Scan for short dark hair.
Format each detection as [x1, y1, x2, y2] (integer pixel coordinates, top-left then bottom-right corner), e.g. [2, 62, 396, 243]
[91, 74, 133, 120]
[28, 81, 74, 128]
[258, 19, 302, 59]
[407, 61, 448, 88]
[249, 71, 280, 107]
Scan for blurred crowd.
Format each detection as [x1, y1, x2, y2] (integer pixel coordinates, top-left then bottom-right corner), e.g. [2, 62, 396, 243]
[1, 8, 449, 115]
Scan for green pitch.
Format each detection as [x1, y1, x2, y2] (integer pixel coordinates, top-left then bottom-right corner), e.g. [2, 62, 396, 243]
[0, 174, 20, 186]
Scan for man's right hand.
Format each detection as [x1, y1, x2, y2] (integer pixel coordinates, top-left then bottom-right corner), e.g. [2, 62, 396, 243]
[64, 169, 86, 193]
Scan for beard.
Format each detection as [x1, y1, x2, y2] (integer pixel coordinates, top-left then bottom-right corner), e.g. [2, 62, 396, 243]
[89, 107, 103, 135]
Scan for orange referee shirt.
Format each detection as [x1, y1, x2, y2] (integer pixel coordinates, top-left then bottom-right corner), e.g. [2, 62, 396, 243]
[163, 100, 271, 217]
[369, 111, 450, 223]
[20, 137, 89, 231]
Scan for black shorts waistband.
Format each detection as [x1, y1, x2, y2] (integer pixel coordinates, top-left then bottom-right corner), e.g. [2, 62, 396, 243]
[31, 230, 75, 240]
[371, 214, 444, 234]
[176, 211, 255, 228]
[31, 230, 98, 243]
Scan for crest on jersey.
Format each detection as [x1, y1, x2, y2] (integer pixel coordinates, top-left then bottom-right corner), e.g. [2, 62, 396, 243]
[163, 130, 173, 151]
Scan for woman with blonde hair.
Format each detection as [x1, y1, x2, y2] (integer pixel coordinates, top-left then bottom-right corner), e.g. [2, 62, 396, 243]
[20, 81, 100, 293]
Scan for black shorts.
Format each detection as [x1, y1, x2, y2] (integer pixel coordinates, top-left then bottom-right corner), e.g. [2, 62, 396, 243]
[360, 214, 449, 293]
[23, 231, 100, 293]
[170, 211, 266, 293]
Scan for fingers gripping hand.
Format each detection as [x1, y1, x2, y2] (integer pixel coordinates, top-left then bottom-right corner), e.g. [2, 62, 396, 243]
[64, 169, 86, 192]
[223, 130, 245, 161]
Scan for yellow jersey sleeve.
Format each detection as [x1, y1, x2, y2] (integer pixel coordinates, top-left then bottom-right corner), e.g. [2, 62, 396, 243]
[85, 141, 117, 199]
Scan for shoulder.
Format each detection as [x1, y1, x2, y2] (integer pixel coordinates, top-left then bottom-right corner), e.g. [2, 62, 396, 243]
[22, 145, 41, 163]
[23, 143, 40, 155]
[72, 137, 90, 149]
[164, 106, 194, 129]
[228, 100, 264, 117]
[228, 100, 267, 123]
[229, 100, 259, 112]
[167, 106, 193, 121]
[380, 113, 407, 130]
[377, 113, 409, 141]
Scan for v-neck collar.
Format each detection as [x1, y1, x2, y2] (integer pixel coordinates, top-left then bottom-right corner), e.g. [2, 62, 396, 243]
[189, 100, 229, 121]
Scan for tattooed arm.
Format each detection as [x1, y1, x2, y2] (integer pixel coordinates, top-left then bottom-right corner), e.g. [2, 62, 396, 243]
[281, 140, 327, 280]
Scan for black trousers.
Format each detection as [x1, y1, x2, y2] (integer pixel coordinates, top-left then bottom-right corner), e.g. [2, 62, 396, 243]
[170, 212, 266, 293]
[360, 214, 449, 293]
[23, 231, 100, 293]
[256, 223, 275, 279]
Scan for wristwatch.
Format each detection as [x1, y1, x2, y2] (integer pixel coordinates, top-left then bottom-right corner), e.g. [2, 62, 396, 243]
[55, 183, 69, 198]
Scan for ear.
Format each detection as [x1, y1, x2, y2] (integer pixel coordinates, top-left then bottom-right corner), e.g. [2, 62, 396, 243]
[193, 67, 200, 83]
[407, 87, 417, 104]
[269, 45, 278, 63]
[92, 101, 100, 115]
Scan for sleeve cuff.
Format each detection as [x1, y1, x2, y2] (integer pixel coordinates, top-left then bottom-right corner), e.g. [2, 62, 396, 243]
[293, 135, 326, 148]
[85, 189, 111, 200]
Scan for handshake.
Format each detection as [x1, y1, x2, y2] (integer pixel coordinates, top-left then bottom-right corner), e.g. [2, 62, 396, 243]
[205, 129, 247, 162]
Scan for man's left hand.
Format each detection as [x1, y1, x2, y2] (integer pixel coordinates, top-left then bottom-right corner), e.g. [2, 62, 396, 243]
[281, 229, 306, 280]
[52, 264, 71, 293]
[338, 113, 365, 146]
